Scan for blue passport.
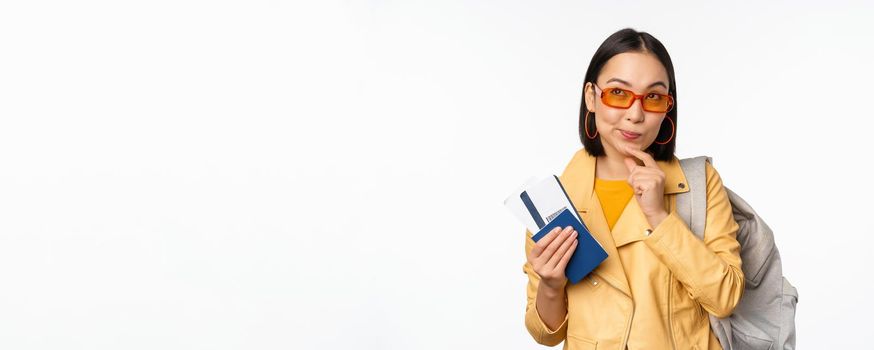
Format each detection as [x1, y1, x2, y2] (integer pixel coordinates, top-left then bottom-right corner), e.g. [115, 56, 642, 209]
[531, 208, 608, 284]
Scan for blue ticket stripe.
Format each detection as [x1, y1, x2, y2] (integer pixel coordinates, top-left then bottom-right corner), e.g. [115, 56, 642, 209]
[520, 191, 545, 229]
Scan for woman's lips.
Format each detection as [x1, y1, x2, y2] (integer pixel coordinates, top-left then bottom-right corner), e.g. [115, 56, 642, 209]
[619, 129, 641, 140]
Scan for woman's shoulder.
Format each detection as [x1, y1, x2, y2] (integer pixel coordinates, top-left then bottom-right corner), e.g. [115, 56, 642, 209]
[703, 159, 723, 181]
[559, 147, 595, 176]
[702, 159, 729, 197]
[673, 156, 727, 195]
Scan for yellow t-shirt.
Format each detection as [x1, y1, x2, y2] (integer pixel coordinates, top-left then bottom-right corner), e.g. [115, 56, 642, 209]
[594, 178, 634, 231]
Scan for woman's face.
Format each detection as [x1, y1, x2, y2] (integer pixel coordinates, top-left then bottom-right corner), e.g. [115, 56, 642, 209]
[584, 52, 671, 158]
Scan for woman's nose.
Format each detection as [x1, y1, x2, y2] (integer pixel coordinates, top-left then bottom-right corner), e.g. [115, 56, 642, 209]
[624, 99, 646, 122]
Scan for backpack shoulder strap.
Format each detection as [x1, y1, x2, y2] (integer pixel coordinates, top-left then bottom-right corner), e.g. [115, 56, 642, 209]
[677, 156, 711, 239]
[678, 156, 734, 348]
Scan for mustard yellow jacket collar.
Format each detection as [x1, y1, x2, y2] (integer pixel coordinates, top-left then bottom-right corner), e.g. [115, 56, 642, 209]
[562, 148, 690, 202]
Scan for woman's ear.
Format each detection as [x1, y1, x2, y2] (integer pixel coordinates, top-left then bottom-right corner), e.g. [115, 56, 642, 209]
[583, 82, 595, 113]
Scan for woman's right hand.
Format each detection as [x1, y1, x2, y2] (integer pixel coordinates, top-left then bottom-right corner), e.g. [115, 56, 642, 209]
[527, 226, 579, 291]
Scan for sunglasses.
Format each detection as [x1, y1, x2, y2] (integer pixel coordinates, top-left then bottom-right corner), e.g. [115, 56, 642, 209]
[592, 83, 674, 113]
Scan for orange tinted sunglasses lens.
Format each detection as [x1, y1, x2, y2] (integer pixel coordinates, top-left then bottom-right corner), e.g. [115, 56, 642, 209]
[600, 87, 674, 113]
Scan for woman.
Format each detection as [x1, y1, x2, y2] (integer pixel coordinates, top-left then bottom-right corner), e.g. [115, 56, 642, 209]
[522, 28, 744, 350]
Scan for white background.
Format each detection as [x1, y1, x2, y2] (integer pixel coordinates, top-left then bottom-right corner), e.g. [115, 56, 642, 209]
[1, 1, 872, 349]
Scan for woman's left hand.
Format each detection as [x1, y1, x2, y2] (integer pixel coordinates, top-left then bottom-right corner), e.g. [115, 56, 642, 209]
[624, 146, 669, 227]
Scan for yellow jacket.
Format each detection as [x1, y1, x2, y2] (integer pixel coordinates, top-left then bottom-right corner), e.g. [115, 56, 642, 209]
[523, 149, 744, 350]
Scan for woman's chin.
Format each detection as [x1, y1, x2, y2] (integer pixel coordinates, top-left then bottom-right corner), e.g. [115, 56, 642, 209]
[616, 139, 643, 154]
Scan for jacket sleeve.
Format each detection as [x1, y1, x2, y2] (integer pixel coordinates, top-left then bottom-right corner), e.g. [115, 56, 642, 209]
[522, 229, 568, 346]
[643, 162, 745, 318]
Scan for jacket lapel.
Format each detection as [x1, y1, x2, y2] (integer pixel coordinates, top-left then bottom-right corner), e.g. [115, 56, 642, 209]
[610, 196, 650, 248]
[558, 148, 690, 298]
[560, 150, 631, 297]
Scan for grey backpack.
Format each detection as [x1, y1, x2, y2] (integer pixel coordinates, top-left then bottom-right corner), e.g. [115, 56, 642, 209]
[678, 156, 798, 350]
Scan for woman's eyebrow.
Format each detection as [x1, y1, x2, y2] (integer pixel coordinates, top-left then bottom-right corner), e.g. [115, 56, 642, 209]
[605, 77, 668, 90]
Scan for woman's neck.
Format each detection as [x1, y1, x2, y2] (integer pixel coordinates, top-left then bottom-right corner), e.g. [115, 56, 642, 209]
[595, 154, 629, 180]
